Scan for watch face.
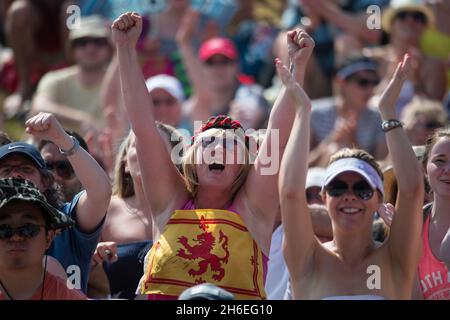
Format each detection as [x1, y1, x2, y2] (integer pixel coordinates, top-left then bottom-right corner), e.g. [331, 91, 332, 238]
[382, 120, 402, 132]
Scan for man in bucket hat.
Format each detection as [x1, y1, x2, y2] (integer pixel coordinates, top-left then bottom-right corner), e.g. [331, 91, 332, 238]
[0, 178, 86, 300]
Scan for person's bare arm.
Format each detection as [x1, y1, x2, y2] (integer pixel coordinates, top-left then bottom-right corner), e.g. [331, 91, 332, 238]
[25, 112, 111, 233]
[99, 54, 129, 144]
[277, 59, 317, 282]
[112, 12, 186, 215]
[32, 94, 98, 133]
[303, 0, 381, 44]
[379, 55, 424, 280]
[374, 137, 388, 161]
[242, 29, 315, 225]
[175, 8, 212, 104]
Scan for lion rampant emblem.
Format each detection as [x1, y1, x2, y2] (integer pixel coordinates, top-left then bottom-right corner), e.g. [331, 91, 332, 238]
[176, 230, 229, 281]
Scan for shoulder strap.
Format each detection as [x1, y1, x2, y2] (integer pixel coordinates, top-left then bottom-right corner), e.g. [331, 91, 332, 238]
[422, 202, 433, 222]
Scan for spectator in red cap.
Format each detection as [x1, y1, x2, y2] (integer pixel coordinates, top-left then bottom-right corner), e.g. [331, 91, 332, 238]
[175, 8, 268, 133]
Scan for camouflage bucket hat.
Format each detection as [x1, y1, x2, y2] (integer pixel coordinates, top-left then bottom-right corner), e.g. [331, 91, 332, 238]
[0, 178, 74, 230]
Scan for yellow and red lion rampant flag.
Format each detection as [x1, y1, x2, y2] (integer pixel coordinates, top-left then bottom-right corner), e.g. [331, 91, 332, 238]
[139, 208, 267, 299]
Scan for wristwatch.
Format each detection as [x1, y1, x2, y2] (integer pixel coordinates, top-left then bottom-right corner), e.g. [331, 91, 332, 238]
[381, 119, 403, 133]
[59, 135, 80, 156]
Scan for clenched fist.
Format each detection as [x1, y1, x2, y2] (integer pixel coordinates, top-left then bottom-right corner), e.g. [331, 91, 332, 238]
[111, 12, 143, 48]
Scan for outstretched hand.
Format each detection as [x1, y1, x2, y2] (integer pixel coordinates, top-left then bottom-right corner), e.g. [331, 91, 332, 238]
[111, 12, 143, 48]
[276, 58, 311, 111]
[287, 28, 315, 67]
[379, 54, 412, 114]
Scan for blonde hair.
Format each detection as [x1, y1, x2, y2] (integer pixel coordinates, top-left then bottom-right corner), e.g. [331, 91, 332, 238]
[182, 128, 251, 199]
[401, 97, 448, 129]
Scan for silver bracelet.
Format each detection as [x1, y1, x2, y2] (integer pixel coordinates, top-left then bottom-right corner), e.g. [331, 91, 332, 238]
[59, 136, 80, 156]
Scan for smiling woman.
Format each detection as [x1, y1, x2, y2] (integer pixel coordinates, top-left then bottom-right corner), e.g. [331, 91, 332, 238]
[280, 53, 424, 300]
[413, 128, 450, 300]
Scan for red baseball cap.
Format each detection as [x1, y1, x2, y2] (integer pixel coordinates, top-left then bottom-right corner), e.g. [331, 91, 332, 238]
[199, 37, 237, 62]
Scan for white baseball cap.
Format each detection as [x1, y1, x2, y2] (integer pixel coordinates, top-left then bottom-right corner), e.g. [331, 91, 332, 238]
[145, 74, 185, 103]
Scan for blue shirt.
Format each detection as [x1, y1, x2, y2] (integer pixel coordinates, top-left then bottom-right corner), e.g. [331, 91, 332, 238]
[47, 191, 105, 293]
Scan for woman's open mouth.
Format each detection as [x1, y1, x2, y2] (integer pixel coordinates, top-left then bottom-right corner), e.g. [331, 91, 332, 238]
[339, 207, 362, 215]
[208, 163, 225, 172]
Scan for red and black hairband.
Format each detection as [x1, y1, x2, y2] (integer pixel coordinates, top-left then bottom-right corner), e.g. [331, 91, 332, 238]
[191, 115, 250, 148]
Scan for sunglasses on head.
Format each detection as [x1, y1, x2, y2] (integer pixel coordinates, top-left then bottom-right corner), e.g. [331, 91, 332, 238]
[396, 10, 427, 24]
[325, 179, 375, 200]
[73, 37, 108, 48]
[46, 160, 75, 180]
[0, 223, 45, 240]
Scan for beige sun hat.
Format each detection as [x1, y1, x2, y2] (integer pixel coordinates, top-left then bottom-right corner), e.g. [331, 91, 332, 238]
[382, 0, 435, 33]
[69, 15, 110, 41]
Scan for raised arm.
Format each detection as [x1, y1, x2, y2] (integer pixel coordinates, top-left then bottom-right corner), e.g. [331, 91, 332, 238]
[25, 112, 111, 233]
[379, 54, 424, 278]
[175, 8, 212, 103]
[31, 93, 99, 134]
[243, 29, 315, 222]
[277, 59, 316, 280]
[302, 0, 381, 44]
[111, 12, 186, 215]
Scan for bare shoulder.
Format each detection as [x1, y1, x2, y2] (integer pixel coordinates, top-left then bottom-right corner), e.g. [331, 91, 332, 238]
[107, 196, 127, 216]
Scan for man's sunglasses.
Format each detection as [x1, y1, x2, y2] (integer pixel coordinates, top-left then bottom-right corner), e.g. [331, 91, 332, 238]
[152, 97, 177, 107]
[204, 57, 235, 66]
[0, 223, 45, 240]
[396, 11, 427, 24]
[325, 180, 374, 201]
[46, 160, 75, 180]
[73, 37, 109, 48]
[353, 77, 380, 88]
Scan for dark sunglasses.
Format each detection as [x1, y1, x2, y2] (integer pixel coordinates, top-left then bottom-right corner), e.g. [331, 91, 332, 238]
[73, 37, 109, 48]
[204, 58, 235, 66]
[325, 180, 374, 201]
[353, 77, 380, 88]
[306, 188, 323, 204]
[152, 97, 177, 107]
[396, 11, 427, 24]
[201, 136, 239, 150]
[425, 122, 441, 130]
[46, 160, 75, 180]
[0, 223, 45, 240]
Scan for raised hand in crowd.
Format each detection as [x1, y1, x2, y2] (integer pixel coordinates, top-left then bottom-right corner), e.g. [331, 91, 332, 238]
[25, 112, 111, 233]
